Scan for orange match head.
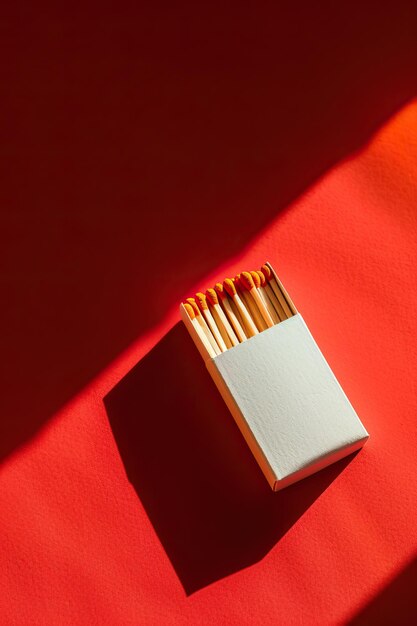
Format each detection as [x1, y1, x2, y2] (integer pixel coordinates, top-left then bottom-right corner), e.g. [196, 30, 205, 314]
[224, 278, 236, 297]
[195, 292, 208, 310]
[206, 288, 218, 306]
[261, 264, 272, 281]
[257, 270, 266, 287]
[240, 271, 255, 291]
[183, 302, 195, 319]
[185, 297, 200, 316]
[233, 275, 242, 291]
[250, 270, 261, 288]
[214, 282, 226, 300]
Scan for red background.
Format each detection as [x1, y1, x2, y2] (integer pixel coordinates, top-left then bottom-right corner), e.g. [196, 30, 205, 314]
[1, 3, 417, 624]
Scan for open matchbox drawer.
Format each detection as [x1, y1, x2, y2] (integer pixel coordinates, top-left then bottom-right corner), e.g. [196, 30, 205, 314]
[180, 263, 369, 491]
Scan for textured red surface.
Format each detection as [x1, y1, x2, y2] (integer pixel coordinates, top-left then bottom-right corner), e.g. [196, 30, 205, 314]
[1, 4, 417, 624]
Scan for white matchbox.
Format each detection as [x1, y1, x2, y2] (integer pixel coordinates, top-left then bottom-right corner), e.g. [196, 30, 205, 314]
[180, 263, 369, 491]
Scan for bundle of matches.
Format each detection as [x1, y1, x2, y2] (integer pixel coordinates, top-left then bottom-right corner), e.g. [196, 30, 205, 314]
[182, 262, 295, 356]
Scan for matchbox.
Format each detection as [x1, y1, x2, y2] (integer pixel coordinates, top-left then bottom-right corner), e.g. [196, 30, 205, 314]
[180, 262, 369, 491]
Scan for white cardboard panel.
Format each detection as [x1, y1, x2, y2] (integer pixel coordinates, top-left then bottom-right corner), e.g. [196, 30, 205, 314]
[206, 314, 368, 489]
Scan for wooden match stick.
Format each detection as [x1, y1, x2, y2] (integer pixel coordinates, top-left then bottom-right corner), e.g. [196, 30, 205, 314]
[183, 303, 217, 358]
[262, 279, 285, 321]
[206, 288, 239, 348]
[224, 285, 246, 330]
[230, 298, 245, 330]
[195, 292, 227, 352]
[255, 270, 280, 324]
[223, 278, 258, 338]
[186, 297, 221, 355]
[260, 264, 288, 320]
[214, 282, 247, 343]
[235, 275, 267, 332]
[240, 272, 274, 328]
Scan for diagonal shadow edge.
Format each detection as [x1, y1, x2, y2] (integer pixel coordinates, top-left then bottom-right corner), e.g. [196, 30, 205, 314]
[3, 91, 415, 465]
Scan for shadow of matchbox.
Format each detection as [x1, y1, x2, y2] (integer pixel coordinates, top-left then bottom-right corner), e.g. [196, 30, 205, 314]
[180, 262, 369, 491]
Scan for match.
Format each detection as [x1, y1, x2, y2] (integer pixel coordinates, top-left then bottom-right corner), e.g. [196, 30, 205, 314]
[195, 292, 228, 352]
[224, 278, 258, 337]
[235, 274, 266, 331]
[240, 271, 274, 328]
[186, 297, 221, 355]
[235, 274, 267, 332]
[214, 283, 247, 343]
[183, 303, 217, 358]
[256, 270, 281, 323]
[261, 264, 289, 320]
[206, 288, 239, 348]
